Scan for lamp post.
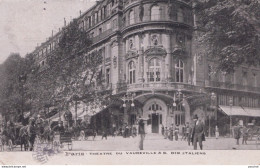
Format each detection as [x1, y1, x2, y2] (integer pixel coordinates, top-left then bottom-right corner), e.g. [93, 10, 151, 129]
[210, 92, 217, 137]
[229, 97, 233, 138]
[122, 92, 135, 125]
[172, 89, 184, 125]
[73, 95, 80, 126]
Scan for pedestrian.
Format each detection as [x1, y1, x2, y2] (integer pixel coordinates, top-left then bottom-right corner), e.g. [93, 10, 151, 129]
[215, 126, 219, 139]
[233, 122, 241, 145]
[138, 119, 145, 150]
[169, 124, 174, 141]
[161, 125, 165, 136]
[186, 122, 192, 146]
[242, 125, 249, 145]
[132, 126, 137, 137]
[101, 128, 108, 140]
[181, 124, 186, 141]
[164, 127, 168, 139]
[191, 115, 205, 150]
[174, 125, 179, 141]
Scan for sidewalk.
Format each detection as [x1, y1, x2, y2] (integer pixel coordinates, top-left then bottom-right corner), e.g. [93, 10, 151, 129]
[69, 134, 260, 151]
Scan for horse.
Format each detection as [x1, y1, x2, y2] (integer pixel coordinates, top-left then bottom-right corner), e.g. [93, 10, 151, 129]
[19, 126, 30, 151]
[0, 126, 15, 151]
[41, 126, 55, 144]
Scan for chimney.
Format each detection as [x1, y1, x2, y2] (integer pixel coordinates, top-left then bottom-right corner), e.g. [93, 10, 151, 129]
[52, 30, 54, 37]
[64, 18, 66, 26]
[80, 10, 82, 16]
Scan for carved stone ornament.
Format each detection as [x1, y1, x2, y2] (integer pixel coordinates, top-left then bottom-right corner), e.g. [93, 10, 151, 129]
[144, 47, 167, 56]
[125, 50, 139, 60]
[111, 40, 119, 47]
[113, 56, 117, 68]
[151, 35, 159, 46]
[144, 47, 167, 62]
[139, 1, 144, 21]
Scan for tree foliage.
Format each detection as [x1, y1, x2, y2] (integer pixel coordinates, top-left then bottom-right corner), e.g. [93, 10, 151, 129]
[30, 20, 105, 114]
[0, 53, 29, 117]
[194, 0, 260, 72]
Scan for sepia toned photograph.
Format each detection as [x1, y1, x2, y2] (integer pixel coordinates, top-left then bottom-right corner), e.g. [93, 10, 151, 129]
[0, 0, 260, 165]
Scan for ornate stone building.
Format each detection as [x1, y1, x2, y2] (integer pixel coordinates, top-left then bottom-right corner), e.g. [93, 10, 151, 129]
[31, 0, 260, 135]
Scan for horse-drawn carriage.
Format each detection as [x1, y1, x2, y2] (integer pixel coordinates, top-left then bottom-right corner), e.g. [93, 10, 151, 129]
[248, 126, 260, 147]
[53, 132, 73, 151]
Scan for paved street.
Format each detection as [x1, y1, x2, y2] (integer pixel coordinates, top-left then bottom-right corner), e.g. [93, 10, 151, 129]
[66, 134, 260, 151]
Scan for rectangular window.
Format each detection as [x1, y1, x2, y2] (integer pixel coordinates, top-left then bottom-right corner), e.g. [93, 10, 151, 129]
[242, 71, 247, 86]
[180, 69, 184, 82]
[253, 73, 257, 87]
[130, 71, 132, 84]
[133, 70, 135, 83]
[149, 71, 154, 82]
[106, 69, 110, 85]
[176, 69, 180, 82]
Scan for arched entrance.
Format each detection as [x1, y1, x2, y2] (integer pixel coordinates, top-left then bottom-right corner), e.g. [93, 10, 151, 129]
[143, 98, 167, 134]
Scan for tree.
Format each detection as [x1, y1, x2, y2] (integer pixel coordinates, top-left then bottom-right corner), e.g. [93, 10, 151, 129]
[194, 0, 260, 72]
[0, 53, 28, 119]
[30, 19, 105, 114]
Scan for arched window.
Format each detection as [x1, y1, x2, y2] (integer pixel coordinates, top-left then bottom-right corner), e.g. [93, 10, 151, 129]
[148, 104, 163, 111]
[148, 58, 161, 82]
[129, 10, 135, 24]
[177, 8, 184, 22]
[151, 5, 160, 20]
[128, 61, 136, 84]
[175, 60, 184, 83]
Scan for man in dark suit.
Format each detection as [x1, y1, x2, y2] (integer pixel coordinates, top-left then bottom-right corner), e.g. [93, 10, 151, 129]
[138, 119, 145, 150]
[191, 115, 205, 150]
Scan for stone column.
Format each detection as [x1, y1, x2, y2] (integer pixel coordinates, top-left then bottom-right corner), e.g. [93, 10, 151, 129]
[138, 34, 144, 83]
[166, 33, 172, 81]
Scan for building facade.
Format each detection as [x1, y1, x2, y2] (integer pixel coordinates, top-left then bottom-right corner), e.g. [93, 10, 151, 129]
[31, 0, 260, 135]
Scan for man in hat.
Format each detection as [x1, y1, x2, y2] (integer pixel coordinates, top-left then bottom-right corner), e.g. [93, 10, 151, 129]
[191, 115, 205, 150]
[138, 119, 145, 150]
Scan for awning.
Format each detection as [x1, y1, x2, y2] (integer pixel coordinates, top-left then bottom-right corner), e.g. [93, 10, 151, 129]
[219, 105, 249, 116]
[243, 108, 260, 117]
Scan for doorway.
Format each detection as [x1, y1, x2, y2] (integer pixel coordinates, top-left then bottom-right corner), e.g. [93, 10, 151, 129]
[152, 114, 159, 133]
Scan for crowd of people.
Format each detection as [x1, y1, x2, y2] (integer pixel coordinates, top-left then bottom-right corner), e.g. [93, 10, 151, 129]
[159, 115, 206, 150]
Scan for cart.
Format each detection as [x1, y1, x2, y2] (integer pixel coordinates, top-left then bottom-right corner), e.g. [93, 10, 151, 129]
[53, 132, 73, 151]
[247, 126, 260, 148]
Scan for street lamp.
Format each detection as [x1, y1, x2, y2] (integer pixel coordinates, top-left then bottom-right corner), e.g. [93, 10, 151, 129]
[122, 92, 135, 124]
[73, 94, 80, 126]
[229, 97, 233, 138]
[210, 92, 217, 137]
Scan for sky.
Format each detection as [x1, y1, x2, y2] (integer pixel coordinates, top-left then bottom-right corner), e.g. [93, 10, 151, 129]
[0, 0, 96, 64]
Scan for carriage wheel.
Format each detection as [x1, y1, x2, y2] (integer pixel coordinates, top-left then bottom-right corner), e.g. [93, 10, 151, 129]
[68, 142, 72, 151]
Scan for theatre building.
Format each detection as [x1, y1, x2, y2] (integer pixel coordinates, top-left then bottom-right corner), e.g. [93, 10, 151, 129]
[31, 0, 260, 135]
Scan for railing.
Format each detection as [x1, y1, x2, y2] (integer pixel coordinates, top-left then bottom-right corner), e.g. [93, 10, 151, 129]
[124, 0, 192, 9]
[206, 81, 260, 93]
[123, 14, 192, 29]
[92, 29, 113, 44]
[116, 82, 201, 93]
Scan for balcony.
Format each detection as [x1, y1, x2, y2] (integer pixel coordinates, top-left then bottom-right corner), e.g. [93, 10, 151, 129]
[122, 14, 192, 32]
[205, 81, 260, 93]
[116, 82, 201, 93]
[92, 29, 113, 44]
[124, 0, 192, 9]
